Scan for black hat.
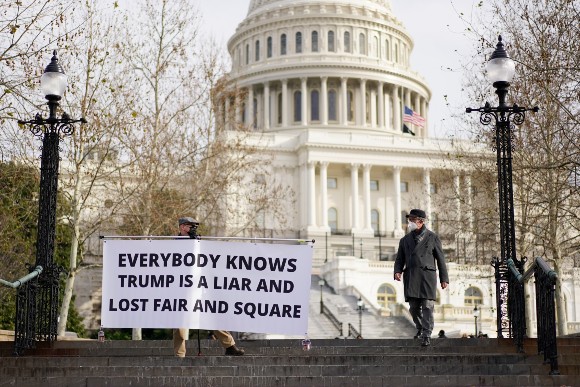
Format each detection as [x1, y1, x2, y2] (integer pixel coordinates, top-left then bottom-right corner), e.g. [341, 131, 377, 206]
[406, 209, 427, 220]
[178, 217, 199, 226]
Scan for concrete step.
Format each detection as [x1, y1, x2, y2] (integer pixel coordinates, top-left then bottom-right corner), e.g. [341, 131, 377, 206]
[1, 338, 577, 387]
[2, 374, 576, 387]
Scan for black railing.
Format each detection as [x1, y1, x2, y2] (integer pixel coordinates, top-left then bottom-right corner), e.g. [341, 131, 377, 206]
[321, 304, 343, 337]
[347, 323, 360, 338]
[521, 257, 559, 375]
[492, 256, 526, 352]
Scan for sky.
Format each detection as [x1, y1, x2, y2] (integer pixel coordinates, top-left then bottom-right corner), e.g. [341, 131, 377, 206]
[194, 0, 482, 138]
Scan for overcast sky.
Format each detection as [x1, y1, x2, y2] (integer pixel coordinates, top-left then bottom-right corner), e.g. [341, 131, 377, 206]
[194, 0, 482, 138]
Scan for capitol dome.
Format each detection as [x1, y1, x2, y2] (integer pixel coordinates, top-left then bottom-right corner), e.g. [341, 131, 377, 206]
[220, 0, 429, 137]
[215, 0, 457, 261]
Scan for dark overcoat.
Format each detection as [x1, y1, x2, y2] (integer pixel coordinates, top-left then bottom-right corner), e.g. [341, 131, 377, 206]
[394, 228, 449, 301]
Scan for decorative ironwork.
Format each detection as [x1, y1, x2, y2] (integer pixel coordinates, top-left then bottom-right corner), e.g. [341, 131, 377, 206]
[14, 51, 85, 355]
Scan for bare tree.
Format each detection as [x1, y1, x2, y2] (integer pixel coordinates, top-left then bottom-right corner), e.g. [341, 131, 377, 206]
[1, 0, 85, 160]
[55, 0, 135, 336]
[458, 0, 579, 335]
[112, 0, 290, 339]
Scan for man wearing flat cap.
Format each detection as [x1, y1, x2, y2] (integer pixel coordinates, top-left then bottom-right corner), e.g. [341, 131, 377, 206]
[172, 217, 245, 357]
[394, 209, 449, 347]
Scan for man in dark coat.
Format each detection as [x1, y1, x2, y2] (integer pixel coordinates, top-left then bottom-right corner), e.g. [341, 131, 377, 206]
[394, 209, 449, 347]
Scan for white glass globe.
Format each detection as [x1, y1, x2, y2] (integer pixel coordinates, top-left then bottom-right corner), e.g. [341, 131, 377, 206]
[485, 57, 516, 84]
[40, 71, 68, 98]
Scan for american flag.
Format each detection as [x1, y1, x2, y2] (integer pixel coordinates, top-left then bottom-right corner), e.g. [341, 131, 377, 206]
[403, 106, 426, 128]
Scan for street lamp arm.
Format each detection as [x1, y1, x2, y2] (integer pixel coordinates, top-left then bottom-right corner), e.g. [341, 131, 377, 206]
[466, 104, 539, 127]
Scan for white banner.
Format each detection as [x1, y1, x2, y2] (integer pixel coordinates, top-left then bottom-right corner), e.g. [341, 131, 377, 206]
[101, 239, 313, 335]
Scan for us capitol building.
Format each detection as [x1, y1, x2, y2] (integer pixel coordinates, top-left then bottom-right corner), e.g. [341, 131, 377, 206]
[75, 0, 580, 338]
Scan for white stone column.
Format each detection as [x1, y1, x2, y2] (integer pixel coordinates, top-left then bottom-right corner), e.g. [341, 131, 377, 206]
[422, 99, 428, 137]
[247, 86, 254, 128]
[225, 97, 231, 130]
[414, 93, 421, 136]
[393, 166, 403, 237]
[301, 77, 308, 126]
[465, 174, 473, 231]
[370, 88, 377, 128]
[282, 79, 288, 127]
[341, 77, 348, 125]
[321, 76, 328, 125]
[454, 172, 461, 222]
[320, 162, 329, 229]
[360, 79, 367, 127]
[423, 168, 432, 220]
[363, 164, 372, 231]
[391, 85, 400, 131]
[235, 95, 242, 125]
[308, 161, 316, 227]
[377, 82, 384, 129]
[263, 81, 270, 130]
[350, 163, 360, 230]
[404, 88, 411, 115]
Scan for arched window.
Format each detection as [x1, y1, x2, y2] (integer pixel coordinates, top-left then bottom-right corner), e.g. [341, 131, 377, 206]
[464, 287, 483, 306]
[328, 89, 337, 121]
[328, 208, 338, 231]
[344, 31, 351, 53]
[293, 90, 302, 122]
[310, 90, 320, 121]
[311, 31, 318, 52]
[295, 32, 302, 53]
[371, 209, 379, 234]
[328, 31, 335, 52]
[277, 93, 283, 124]
[281, 34, 287, 55]
[347, 90, 354, 121]
[373, 36, 379, 57]
[394, 43, 399, 63]
[267, 36, 272, 58]
[377, 283, 396, 308]
[255, 40, 260, 61]
[245, 44, 249, 65]
[241, 102, 246, 124]
[359, 33, 366, 55]
[385, 39, 390, 60]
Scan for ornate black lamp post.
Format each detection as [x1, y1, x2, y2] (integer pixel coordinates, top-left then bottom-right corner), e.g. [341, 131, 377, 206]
[15, 51, 86, 355]
[466, 36, 537, 344]
[473, 305, 480, 337]
[357, 297, 364, 337]
[318, 279, 325, 314]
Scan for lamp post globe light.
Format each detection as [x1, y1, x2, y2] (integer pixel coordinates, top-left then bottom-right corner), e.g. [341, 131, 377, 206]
[473, 305, 480, 337]
[15, 50, 86, 355]
[466, 36, 538, 346]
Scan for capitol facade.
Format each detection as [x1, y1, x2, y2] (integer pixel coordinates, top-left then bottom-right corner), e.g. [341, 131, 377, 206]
[70, 0, 579, 338]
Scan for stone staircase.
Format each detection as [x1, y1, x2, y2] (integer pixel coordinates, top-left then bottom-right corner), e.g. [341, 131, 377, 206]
[1, 337, 578, 386]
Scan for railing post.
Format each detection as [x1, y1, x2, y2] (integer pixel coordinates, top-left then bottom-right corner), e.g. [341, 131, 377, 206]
[534, 258, 559, 375]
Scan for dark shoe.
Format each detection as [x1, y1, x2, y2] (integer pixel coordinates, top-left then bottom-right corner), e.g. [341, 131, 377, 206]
[421, 337, 431, 347]
[225, 345, 245, 356]
[413, 329, 422, 339]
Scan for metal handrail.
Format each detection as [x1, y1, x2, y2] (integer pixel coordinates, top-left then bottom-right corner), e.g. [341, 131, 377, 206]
[506, 258, 523, 283]
[348, 323, 360, 338]
[0, 266, 43, 289]
[321, 303, 343, 336]
[99, 235, 315, 244]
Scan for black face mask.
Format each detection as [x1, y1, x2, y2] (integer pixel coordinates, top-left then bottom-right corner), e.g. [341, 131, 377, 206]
[187, 224, 199, 239]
